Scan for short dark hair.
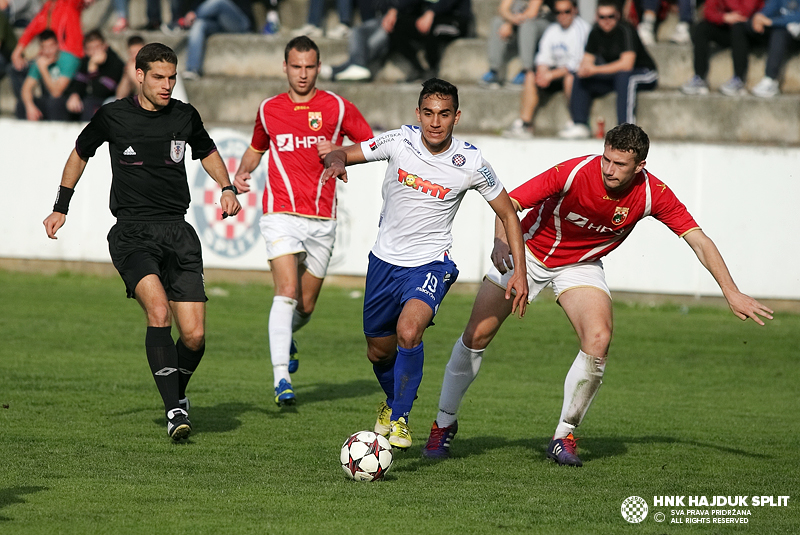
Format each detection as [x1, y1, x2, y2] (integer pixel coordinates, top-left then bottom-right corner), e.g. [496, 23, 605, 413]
[604, 123, 649, 162]
[83, 29, 105, 46]
[284, 36, 320, 64]
[135, 42, 178, 74]
[38, 29, 57, 43]
[127, 35, 145, 48]
[418, 78, 459, 111]
[597, 0, 621, 10]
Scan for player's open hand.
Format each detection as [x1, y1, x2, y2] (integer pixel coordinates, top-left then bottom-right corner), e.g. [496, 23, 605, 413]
[43, 212, 66, 239]
[220, 190, 242, 218]
[726, 291, 774, 326]
[506, 270, 528, 318]
[491, 237, 514, 274]
[321, 162, 348, 185]
[233, 172, 251, 193]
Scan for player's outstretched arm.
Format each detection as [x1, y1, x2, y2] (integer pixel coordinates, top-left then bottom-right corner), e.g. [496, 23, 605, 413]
[684, 229, 774, 325]
[44, 149, 88, 239]
[321, 144, 367, 185]
[233, 147, 263, 193]
[489, 191, 529, 318]
[201, 151, 242, 218]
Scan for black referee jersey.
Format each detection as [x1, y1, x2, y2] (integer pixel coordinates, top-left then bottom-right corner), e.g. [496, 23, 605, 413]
[75, 96, 218, 220]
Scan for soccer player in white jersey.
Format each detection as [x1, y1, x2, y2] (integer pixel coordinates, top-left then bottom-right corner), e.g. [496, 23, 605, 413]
[422, 123, 773, 464]
[321, 78, 530, 449]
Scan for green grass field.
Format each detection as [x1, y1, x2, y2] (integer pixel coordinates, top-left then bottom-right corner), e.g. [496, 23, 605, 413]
[1, 268, 798, 534]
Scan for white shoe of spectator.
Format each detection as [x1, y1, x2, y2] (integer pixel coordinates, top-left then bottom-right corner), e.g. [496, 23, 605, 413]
[751, 77, 780, 98]
[334, 64, 371, 81]
[502, 118, 534, 139]
[638, 20, 655, 46]
[558, 122, 591, 139]
[680, 75, 709, 95]
[183, 70, 200, 81]
[291, 23, 324, 38]
[319, 64, 333, 81]
[719, 76, 747, 96]
[327, 23, 351, 39]
[669, 22, 691, 44]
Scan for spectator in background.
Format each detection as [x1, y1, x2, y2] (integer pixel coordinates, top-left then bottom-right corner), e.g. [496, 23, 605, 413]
[321, 0, 404, 81]
[17, 29, 78, 120]
[116, 34, 145, 98]
[145, 0, 190, 31]
[481, 0, 554, 88]
[504, 0, 590, 137]
[65, 30, 125, 120]
[0, 0, 43, 27]
[291, 0, 352, 39]
[636, 0, 694, 44]
[182, 0, 253, 79]
[680, 0, 764, 96]
[10, 0, 86, 71]
[559, 0, 657, 139]
[748, 0, 800, 97]
[390, 0, 473, 81]
[0, 11, 17, 83]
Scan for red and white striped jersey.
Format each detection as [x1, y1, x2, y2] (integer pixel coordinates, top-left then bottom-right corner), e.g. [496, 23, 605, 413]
[510, 155, 700, 267]
[249, 90, 373, 219]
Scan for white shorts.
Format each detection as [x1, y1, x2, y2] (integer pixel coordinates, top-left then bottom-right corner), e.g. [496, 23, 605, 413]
[485, 250, 610, 302]
[259, 213, 336, 279]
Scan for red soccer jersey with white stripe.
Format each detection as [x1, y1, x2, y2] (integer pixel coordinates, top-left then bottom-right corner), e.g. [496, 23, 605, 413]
[250, 90, 373, 218]
[510, 155, 700, 267]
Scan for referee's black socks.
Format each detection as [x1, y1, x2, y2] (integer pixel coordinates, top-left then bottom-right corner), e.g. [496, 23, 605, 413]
[145, 326, 180, 412]
[176, 339, 205, 400]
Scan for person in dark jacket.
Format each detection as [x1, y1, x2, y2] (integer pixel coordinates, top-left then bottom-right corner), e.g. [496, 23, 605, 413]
[65, 30, 125, 120]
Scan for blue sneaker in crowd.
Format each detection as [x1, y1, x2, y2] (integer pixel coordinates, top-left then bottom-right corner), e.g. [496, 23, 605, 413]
[510, 70, 525, 85]
[288, 339, 299, 374]
[274, 379, 296, 406]
[480, 70, 502, 88]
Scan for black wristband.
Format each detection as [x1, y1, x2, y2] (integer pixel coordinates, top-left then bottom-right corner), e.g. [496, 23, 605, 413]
[221, 185, 238, 195]
[53, 185, 75, 215]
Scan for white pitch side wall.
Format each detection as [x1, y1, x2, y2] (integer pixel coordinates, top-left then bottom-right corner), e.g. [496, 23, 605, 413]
[2, 118, 798, 299]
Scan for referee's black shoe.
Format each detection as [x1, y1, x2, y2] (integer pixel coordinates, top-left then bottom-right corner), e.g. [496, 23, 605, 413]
[167, 408, 192, 441]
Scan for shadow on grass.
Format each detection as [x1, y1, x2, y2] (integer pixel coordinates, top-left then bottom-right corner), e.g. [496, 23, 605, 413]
[144, 380, 381, 434]
[0, 486, 47, 521]
[391, 434, 769, 473]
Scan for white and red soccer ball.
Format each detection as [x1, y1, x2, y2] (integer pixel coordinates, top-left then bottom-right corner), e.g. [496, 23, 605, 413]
[340, 431, 393, 481]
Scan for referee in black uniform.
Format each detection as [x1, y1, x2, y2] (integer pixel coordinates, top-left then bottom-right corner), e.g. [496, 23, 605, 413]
[43, 43, 241, 442]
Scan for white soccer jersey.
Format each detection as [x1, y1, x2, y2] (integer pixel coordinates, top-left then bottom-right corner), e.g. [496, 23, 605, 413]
[535, 17, 592, 73]
[360, 125, 505, 267]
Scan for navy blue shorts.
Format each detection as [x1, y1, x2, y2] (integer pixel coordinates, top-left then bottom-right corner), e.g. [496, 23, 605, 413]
[363, 252, 459, 338]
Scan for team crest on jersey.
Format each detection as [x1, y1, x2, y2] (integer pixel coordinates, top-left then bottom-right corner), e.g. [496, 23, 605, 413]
[452, 154, 465, 167]
[170, 140, 186, 163]
[612, 206, 629, 225]
[308, 112, 322, 131]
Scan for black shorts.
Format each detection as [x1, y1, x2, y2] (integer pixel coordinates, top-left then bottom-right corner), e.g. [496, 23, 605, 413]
[107, 219, 207, 302]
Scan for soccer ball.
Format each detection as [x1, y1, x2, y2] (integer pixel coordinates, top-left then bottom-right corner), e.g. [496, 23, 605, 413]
[340, 431, 393, 481]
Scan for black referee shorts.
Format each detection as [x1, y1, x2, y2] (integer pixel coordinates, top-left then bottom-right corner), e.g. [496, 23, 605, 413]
[108, 220, 207, 302]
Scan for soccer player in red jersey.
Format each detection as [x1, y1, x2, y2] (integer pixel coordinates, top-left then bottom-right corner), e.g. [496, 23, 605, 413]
[423, 123, 774, 464]
[232, 36, 373, 407]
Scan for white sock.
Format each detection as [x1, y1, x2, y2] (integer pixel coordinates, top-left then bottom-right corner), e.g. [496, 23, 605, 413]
[436, 335, 484, 428]
[269, 296, 297, 387]
[292, 309, 311, 332]
[554, 350, 605, 438]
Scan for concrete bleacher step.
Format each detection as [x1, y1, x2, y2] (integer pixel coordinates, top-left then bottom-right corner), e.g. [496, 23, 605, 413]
[185, 77, 800, 144]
